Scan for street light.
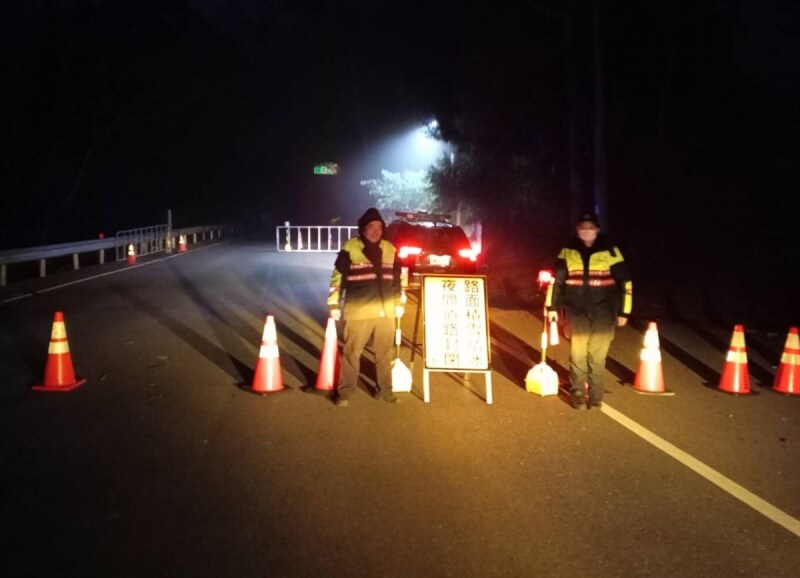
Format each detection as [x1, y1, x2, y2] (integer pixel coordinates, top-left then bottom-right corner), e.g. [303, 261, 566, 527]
[413, 122, 442, 162]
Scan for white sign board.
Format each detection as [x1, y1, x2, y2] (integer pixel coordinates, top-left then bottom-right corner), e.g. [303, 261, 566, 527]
[422, 275, 490, 371]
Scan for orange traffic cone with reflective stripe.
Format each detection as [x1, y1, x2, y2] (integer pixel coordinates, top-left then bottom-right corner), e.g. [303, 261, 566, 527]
[315, 317, 340, 391]
[633, 322, 673, 395]
[252, 315, 285, 394]
[773, 327, 800, 395]
[719, 324, 751, 395]
[33, 312, 87, 392]
[178, 234, 187, 253]
[127, 243, 136, 265]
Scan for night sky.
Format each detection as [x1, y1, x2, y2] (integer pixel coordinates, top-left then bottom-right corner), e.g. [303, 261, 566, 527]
[5, 0, 800, 318]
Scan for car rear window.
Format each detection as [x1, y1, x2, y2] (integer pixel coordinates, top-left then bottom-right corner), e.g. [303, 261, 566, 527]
[425, 228, 470, 246]
[387, 222, 470, 250]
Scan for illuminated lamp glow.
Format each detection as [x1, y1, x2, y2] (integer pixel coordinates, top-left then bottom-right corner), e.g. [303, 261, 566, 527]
[538, 269, 553, 285]
[399, 246, 423, 259]
[458, 248, 479, 262]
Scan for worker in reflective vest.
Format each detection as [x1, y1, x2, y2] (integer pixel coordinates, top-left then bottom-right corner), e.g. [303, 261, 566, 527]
[546, 212, 633, 410]
[328, 208, 404, 406]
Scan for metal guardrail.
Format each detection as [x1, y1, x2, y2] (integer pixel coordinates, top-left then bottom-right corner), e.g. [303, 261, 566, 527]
[0, 238, 116, 286]
[115, 224, 169, 262]
[0, 224, 228, 286]
[276, 225, 358, 252]
[0, 238, 117, 266]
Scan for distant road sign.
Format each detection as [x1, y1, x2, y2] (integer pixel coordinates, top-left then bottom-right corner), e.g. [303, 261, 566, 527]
[313, 163, 339, 175]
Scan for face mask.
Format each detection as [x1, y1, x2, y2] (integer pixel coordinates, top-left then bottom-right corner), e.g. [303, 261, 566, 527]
[577, 229, 598, 243]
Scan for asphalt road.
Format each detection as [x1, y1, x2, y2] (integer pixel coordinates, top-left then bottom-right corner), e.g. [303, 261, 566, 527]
[1, 239, 799, 577]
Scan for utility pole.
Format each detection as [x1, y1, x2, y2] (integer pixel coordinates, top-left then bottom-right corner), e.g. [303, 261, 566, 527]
[528, 0, 604, 226]
[565, 2, 582, 227]
[166, 208, 173, 253]
[528, 0, 582, 225]
[592, 0, 607, 228]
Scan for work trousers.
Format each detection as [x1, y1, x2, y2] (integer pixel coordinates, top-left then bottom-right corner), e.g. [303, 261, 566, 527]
[337, 316, 395, 400]
[568, 308, 616, 403]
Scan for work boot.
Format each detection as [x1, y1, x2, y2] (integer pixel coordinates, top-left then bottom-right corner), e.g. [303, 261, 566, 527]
[334, 396, 349, 407]
[381, 394, 403, 404]
[571, 392, 587, 411]
[589, 400, 603, 410]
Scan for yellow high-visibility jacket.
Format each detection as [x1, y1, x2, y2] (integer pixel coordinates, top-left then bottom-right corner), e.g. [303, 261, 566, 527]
[545, 235, 633, 317]
[328, 237, 401, 321]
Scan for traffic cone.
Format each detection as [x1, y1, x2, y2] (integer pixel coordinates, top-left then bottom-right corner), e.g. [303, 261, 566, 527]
[178, 234, 187, 253]
[127, 243, 136, 265]
[773, 327, 800, 395]
[33, 312, 87, 392]
[315, 317, 340, 391]
[633, 322, 673, 395]
[719, 324, 751, 395]
[251, 315, 285, 393]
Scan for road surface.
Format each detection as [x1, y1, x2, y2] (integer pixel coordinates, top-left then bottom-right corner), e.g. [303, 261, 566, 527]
[1, 239, 799, 577]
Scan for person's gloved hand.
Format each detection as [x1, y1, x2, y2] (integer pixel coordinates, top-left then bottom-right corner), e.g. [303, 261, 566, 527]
[395, 305, 405, 318]
[329, 307, 341, 321]
[547, 310, 559, 323]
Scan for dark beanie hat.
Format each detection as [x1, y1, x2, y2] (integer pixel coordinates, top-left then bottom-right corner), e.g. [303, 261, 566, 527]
[358, 207, 385, 231]
[576, 211, 600, 227]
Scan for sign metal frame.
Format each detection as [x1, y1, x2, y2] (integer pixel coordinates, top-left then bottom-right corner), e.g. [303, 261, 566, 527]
[421, 274, 492, 404]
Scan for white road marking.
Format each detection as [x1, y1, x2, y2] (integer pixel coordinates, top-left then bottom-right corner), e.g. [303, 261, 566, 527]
[34, 260, 162, 294]
[1, 241, 229, 304]
[491, 336, 800, 538]
[1, 294, 32, 303]
[602, 402, 800, 538]
[8, 263, 797, 538]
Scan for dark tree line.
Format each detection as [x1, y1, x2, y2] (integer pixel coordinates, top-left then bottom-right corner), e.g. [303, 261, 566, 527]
[423, 0, 800, 316]
[5, 0, 799, 322]
[4, 0, 262, 247]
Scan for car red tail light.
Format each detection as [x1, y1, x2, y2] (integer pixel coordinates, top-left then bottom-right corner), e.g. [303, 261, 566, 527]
[398, 246, 423, 259]
[458, 248, 479, 262]
[538, 269, 553, 286]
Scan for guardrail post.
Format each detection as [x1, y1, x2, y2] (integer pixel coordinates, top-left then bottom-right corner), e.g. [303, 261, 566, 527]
[210, 230, 214, 241]
[39, 259, 46, 278]
[72, 253, 79, 271]
[193, 233, 197, 244]
[1, 265, 6, 286]
[99, 249, 105, 265]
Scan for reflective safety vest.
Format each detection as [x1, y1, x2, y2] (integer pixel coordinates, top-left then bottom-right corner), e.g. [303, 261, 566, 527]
[545, 236, 633, 317]
[328, 237, 400, 321]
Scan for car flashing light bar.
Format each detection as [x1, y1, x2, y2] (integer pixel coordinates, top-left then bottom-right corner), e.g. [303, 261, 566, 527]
[394, 211, 451, 222]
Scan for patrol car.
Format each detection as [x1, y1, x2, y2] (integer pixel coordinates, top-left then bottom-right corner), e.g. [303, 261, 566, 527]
[384, 211, 479, 287]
